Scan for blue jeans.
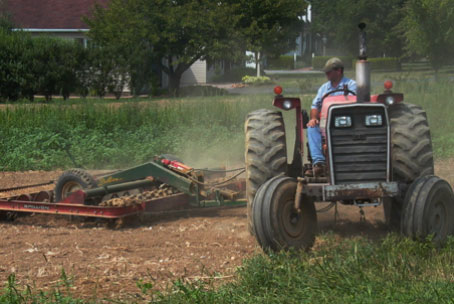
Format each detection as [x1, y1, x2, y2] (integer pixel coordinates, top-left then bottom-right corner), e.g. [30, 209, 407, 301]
[307, 126, 325, 164]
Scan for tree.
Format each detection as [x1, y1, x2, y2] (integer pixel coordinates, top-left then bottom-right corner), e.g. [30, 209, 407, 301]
[0, 0, 13, 31]
[230, 0, 307, 76]
[0, 30, 84, 101]
[400, 0, 454, 75]
[87, 0, 239, 95]
[310, 0, 406, 58]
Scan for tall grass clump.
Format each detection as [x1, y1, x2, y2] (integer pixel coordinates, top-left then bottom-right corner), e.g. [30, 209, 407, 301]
[0, 271, 89, 303]
[153, 234, 454, 303]
[0, 95, 272, 171]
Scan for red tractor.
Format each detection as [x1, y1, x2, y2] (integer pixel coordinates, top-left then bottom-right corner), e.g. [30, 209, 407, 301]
[245, 24, 454, 251]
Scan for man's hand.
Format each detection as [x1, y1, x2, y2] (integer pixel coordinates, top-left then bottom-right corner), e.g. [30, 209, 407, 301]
[308, 108, 320, 128]
[307, 118, 319, 128]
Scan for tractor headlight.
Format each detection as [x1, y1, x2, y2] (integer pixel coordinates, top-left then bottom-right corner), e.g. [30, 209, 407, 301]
[365, 114, 383, 126]
[334, 116, 352, 128]
[385, 96, 395, 105]
[282, 100, 293, 110]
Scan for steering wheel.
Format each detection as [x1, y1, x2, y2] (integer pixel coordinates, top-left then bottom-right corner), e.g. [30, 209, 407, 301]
[321, 88, 356, 103]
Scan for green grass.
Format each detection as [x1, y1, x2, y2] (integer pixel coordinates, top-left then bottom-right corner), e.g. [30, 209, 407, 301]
[152, 234, 454, 303]
[0, 96, 271, 170]
[0, 233, 454, 304]
[3, 234, 454, 303]
[0, 270, 89, 303]
[1, 68, 454, 170]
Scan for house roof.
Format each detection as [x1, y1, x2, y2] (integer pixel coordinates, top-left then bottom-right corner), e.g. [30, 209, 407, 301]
[6, 0, 109, 30]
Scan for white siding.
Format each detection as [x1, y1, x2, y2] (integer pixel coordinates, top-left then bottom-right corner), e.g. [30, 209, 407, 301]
[180, 60, 207, 85]
[161, 59, 210, 88]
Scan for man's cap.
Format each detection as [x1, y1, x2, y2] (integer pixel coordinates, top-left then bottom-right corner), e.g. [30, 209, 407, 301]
[323, 57, 344, 72]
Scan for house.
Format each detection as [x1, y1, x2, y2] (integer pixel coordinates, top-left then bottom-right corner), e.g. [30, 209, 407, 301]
[6, 0, 108, 47]
[5, 0, 214, 89]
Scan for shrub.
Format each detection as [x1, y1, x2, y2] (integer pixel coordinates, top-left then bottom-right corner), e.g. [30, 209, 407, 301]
[0, 29, 34, 101]
[267, 55, 294, 70]
[0, 30, 92, 102]
[210, 67, 256, 83]
[30, 37, 82, 101]
[312, 56, 353, 70]
[241, 76, 272, 85]
[0, 29, 133, 102]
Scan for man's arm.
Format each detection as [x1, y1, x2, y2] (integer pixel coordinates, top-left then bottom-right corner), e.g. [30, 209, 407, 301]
[307, 108, 320, 127]
[308, 84, 325, 127]
[349, 79, 357, 94]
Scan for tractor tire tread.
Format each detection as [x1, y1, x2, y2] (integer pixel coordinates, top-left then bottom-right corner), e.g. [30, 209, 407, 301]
[386, 103, 434, 228]
[245, 109, 287, 234]
[401, 176, 454, 242]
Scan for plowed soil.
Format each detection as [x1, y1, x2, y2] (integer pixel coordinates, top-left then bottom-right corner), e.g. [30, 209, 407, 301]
[0, 161, 451, 300]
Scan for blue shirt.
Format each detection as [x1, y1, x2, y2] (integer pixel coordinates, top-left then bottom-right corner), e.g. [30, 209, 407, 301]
[312, 77, 357, 111]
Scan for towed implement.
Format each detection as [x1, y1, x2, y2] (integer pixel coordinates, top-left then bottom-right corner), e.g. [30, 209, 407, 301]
[0, 156, 246, 220]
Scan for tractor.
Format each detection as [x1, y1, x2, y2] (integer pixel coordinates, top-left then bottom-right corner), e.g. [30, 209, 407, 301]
[245, 23, 454, 251]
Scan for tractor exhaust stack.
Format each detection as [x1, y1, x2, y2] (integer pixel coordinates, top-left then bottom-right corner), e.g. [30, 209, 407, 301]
[356, 23, 371, 102]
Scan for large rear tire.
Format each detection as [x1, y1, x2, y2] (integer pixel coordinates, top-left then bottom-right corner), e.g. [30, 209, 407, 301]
[401, 176, 454, 243]
[385, 103, 434, 228]
[245, 109, 288, 233]
[252, 176, 316, 252]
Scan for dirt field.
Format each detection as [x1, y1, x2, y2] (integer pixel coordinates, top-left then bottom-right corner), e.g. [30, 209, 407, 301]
[0, 160, 451, 299]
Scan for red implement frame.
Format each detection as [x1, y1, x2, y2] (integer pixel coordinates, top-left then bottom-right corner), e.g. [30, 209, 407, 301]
[0, 190, 193, 219]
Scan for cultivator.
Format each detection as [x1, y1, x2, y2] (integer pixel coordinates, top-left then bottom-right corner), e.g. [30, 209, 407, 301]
[0, 156, 246, 221]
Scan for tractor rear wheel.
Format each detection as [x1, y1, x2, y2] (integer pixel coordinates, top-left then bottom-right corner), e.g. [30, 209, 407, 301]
[54, 169, 98, 203]
[385, 103, 434, 228]
[252, 176, 316, 252]
[245, 109, 288, 233]
[401, 176, 454, 243]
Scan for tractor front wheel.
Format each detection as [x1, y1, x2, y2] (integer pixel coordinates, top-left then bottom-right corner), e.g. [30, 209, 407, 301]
[401, 176, 454, 243]
[252, 176, 317, 252]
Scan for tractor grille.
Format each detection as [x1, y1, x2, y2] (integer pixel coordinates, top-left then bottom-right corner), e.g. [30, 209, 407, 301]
[328, 105, 388, 184]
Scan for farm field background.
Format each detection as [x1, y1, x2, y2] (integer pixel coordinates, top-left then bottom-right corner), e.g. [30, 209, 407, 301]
[1, 68, 454, 303]
[1, 68, 454, 172]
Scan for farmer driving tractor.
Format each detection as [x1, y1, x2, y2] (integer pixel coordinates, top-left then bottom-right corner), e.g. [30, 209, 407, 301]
[305, 57, 357, 177]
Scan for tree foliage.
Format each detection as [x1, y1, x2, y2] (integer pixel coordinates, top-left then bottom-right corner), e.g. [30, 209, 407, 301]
[310, 0, 406, 58]
[231, 0, 307, 60]
[86, 0, 308, 93]
[400, 0, 454, 72]
[0, 29, 128, 102]
[87, 0, 239, 95]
